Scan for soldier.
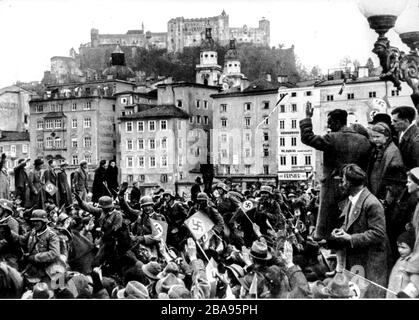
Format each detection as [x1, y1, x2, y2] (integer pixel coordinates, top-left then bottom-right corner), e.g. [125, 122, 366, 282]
[254, 186, 285, 236]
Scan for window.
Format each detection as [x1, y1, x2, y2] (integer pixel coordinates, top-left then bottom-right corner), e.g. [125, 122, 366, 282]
[291, 92, 297, 97]
[9, 145, 16, 154]
[178, 138, 182, 149]
[225, 165, 231, 175]
[112, 105, 115, 111]
[128, 175, 134, 183]
[54, 137, 62, 148]
[54, 119, 62, 128]
[291, 156, 297, 165]
[138, 139, 144, 150]
[245, 148, 251, 157]
[45, 120, 53, 129]
[161, 174, 168, 183]
[263, 132, 269, 141]
[161, 138, 167, 149]
[279, 156, 287, 166]
[84, 137, 92, 148]
[126, 156, 133, 168]
[138, 156, 145, 168]
[71, 138, 78, 148]
[149, 139, 155, 150]
[245, 165, 251, 175]
[196, 100, 200, 109]
[306, 91, 312, 96]
[291, 104, 297, 112]
[221, 134, 227, 143]
[263, 165, 269, 175]
[84, 102, 91, 110]
[137, 121, 144, 132]
[264, 117, 269, 125]
[189, 116, 194, 124]
[161, 156, 168, 167]
[221, 118, 227, 127]
[37, 138, 43, 149]
[139, 174, 145, 182]
[72, 155, 78, 165]
[46, 137, 53, 148]
[84, 118, 91, 128]
[221, 149, 227, 158]
[204, 116, 209, 125]
[245, 133, 251, 141]
[203, 100, 208, 109]
[244, 102, 251, 111]
[196, 115, 201, 124]
[195, 147, 200, 157]
[72, 119, 77, 128]
[279, 137, 285, 146]
[126, 122, 133, 132]
[291, 120, 297, 129]
[24, 114, 28, 124]
[280, 105, 285, 113]
[176, 100, 183, 108]
[160, 120, 167, 130]
[305, 155, 312, 165]
[326, 95, 334, 101]
[220, 104, 227, 113]
[263, 148, 269, 157]
[369, 91, 376, 98]
[291, 137, 297, 146]
[149, 156, 156, 168]
[35, 105, 44, 112]
[391, 90, 400, 96]
[127, 139, 133, 151]
[121, 97, 128, 104]
[37, 120, 44, 130]
[71, 103, 77, 111]
[263, 101, 270, 109]
[347, 93, 354, 100]
[279, 120, 285, 130]
[245, 117, 251, 126]
[149, 121, 155, 131]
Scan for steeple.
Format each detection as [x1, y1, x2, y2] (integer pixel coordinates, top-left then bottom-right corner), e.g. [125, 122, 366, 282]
[195, 27, 221, 86]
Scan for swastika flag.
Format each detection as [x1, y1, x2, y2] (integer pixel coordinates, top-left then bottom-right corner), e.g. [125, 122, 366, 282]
[184, 211, 214, 240]
[43, 182, 57, 196]
[149, 218, 168, 242]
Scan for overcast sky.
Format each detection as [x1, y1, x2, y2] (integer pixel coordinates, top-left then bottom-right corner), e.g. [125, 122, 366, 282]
[0, 0, 410, 88]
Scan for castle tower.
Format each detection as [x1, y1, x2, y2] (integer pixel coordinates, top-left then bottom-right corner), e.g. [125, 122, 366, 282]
[91, 28, 99, 47]
[195, 28, 222, 86]
[258, 17, 270, 46]
[221, 39, 247, 90]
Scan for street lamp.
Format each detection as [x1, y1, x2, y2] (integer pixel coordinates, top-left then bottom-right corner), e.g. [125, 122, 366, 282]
[358, 0, 419, 109]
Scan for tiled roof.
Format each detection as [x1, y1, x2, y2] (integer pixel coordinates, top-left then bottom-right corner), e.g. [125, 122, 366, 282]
[0, 131, 29, 142]
[119, 104, 189, 120]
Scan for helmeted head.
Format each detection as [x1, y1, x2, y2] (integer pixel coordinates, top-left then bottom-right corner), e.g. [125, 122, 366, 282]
[140, 196, 154, 215]
[98, 196, 114, 211]
[30, 210, 49, 231]
[162, 190, 175, 202]
[196, 192, 209, 210]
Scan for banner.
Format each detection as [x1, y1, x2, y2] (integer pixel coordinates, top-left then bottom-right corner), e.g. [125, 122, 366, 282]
[184, 211, 214, 240]
[149, 218, 168, 242]
[43, 182, 57, 196]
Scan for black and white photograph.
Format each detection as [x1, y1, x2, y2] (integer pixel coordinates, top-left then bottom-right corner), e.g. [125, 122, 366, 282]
[0, 0, 419, 307]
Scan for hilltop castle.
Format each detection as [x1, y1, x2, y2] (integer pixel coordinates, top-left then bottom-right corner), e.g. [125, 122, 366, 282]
[83, 10, 270, 52]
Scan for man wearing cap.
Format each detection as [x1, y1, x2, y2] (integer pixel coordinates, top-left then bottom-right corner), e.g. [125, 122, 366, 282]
[57, 161, 72, 208]
[12, 209, 60, 281]
[391, 106, 419, 170]
[74, 193, 125, 268]
[41, 159, 60, 206]
[13, 158, 31, 208]
[329, 164, 388, 298]
[28, 158, 45, 209]
[160, 190, 188, 249]
[300, 103, 372, 240]
[0, 153, 9, 200]
[369, 113, 398, 142]
[254, 186, 285, 236]
[72, 160, 89, 202]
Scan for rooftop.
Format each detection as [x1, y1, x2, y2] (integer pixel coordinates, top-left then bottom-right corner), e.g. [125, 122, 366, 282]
[119, 104, 189, 120]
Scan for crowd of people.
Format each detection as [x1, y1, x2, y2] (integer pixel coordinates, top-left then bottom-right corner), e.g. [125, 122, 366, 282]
[0, 104, 419, 299]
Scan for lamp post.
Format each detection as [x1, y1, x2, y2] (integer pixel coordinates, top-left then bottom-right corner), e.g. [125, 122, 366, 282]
[358, 0, 419, 111]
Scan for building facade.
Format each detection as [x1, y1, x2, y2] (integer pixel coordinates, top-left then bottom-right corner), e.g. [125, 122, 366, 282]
[0, 86, 33, 132]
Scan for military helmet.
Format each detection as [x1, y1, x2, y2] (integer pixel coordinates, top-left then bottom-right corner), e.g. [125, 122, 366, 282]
[0, 199, 14, 214]
[98, 196, 114, 209]
[215, 183, 229, 192]
[140, 196, 154, 207]
[196, 192, 209, 201]
[31, 210, 49, 223]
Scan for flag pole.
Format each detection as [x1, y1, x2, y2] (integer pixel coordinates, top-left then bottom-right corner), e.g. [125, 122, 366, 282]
[344, 269, 397, 295]
[195, 239, 211, 263]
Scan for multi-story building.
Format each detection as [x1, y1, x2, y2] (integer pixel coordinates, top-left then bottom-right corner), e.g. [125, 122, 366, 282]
[0, 85, 34, 132]
[211, 77, 283, 188]
[0, 130, 30, 192]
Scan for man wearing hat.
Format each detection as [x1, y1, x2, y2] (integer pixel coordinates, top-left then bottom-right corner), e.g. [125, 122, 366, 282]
[0, 153, 10, 200]
[57, 161, 72, 208]
[0, 199, 21, 268]
[41, 159, 60, 206]
[28, 158, 45, 209]
[329, 164, 388, 298]
[214, 182, 243, 228]
[74, 193, 125, 269]
[72, 160, 89, 202]
[117, 280, 149, 299]
[254, 186, 285, 236]
[191, 176, 203, 204]
[12, 209, 61, 282]
[13, 158, 31, 208]
[300, 103, 372, 241]
[160, 190, 187, 249]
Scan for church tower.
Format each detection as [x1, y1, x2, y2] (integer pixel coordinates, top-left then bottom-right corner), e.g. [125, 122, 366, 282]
[221, 39, 247, 90]
[195, 28, 222, 86]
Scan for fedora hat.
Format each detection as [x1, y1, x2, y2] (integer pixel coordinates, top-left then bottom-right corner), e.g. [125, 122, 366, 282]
[249, 240, 272, 261]
[34, 158, 44, 167]
[141, 261, 162, 281]
[225, 264, 245, 282]
[117, 281, 149, 299]
[155, 273, 185, 294]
